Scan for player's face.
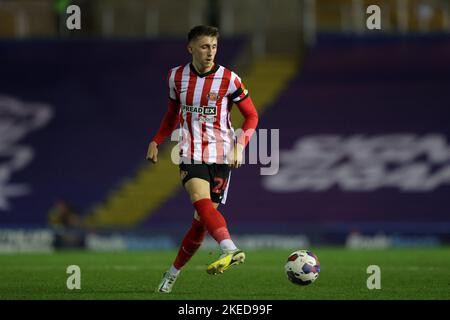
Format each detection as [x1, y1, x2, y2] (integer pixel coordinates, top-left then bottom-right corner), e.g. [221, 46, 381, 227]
[188, 36, 218, 72]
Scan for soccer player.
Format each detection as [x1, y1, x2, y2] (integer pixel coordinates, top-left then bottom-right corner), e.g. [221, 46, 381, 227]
[147, 25, 258, 293]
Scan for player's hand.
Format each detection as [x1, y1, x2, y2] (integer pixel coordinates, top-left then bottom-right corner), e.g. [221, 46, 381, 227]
[146, 141, 159, 163]
[228, 143, 244, 168]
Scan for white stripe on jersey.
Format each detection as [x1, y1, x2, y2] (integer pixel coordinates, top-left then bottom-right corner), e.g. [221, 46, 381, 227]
[168, 67, 179, 100]
[179, 64, 191, 158]
[205, 66, 224, 163]
[229, 72, 239, 96]
[221, 75, 237, 159]
[191, 76, 205, 161]
[179, 64, 190, 106]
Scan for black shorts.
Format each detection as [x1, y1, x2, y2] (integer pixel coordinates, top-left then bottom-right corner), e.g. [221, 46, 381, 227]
[179, 159, 231, 204]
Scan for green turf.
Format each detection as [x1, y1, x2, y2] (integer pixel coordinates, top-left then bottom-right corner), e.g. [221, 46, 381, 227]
[0, 248, 449, 300]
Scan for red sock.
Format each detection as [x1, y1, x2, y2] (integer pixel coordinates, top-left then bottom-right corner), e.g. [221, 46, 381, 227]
[193, 198, 231, 243]
[173, 219, 206, 270]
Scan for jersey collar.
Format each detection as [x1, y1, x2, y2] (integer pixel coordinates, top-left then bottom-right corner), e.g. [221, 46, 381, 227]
[190, 63, 219, 78]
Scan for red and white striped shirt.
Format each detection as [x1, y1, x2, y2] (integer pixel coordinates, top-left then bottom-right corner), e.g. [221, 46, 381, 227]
[154, 63, 256, 164]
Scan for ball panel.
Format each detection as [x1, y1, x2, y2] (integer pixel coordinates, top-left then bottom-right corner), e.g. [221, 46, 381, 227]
[287, 253, 298, 262]
[286, 270, 313, 286]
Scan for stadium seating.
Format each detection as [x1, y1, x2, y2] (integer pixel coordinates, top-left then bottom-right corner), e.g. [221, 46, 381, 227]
[0, 37, 244, 227]
[143, 34, 450, 238]
[1, 34, 449, 243]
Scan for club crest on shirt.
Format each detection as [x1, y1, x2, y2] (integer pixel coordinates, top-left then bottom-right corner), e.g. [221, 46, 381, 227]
[207, 92, 220, 101]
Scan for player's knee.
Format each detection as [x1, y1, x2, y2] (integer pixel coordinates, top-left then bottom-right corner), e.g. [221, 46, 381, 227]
[190, 192, 210, 203]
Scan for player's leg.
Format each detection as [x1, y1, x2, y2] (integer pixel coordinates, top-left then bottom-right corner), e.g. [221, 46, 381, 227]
[185, 178, 244, 275]
[156, 210, 209, 293]
[156, 166, 213, 293]
[192, 204, 219, 221]
[202, 165, 245, 274]
[185, 178, 235, 248]
[170, 205, 219, 273]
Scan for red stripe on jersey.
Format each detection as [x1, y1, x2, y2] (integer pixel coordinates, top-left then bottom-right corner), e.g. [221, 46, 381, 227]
[173, 67, 184, 102]
[214, 68, 231, 163]
[200, 75, 214, 163]
[173, 67, 185, 157]
[233, 77, 241, 90]
[186, 71, 197, 159]
[174, 67, 184, 124]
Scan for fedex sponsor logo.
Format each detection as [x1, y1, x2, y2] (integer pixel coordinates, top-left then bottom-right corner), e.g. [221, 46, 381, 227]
[182, 105, 217, 116]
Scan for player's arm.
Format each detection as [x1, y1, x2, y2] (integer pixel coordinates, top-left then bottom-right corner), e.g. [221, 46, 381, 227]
[227, 73, 259, 168]
[231, 95, 259, 168]
[236, 95, 258, 148]
[146, 98, 181, 163]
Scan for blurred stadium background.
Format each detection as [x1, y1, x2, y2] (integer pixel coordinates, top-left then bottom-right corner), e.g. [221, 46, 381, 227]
[0, 0, 449, 254]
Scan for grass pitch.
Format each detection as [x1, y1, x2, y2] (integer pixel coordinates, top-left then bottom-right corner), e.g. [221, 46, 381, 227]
[0, 248, 449, 300]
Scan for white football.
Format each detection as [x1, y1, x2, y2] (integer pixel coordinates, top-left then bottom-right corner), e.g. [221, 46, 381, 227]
[284, 250, 320, 286]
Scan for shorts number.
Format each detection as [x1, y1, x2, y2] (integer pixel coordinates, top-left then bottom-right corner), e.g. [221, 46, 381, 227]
[212, 177, 228, 194]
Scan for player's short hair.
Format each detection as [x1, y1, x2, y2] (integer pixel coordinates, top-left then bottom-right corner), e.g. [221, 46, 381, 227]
[188, 25, 220, 43]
